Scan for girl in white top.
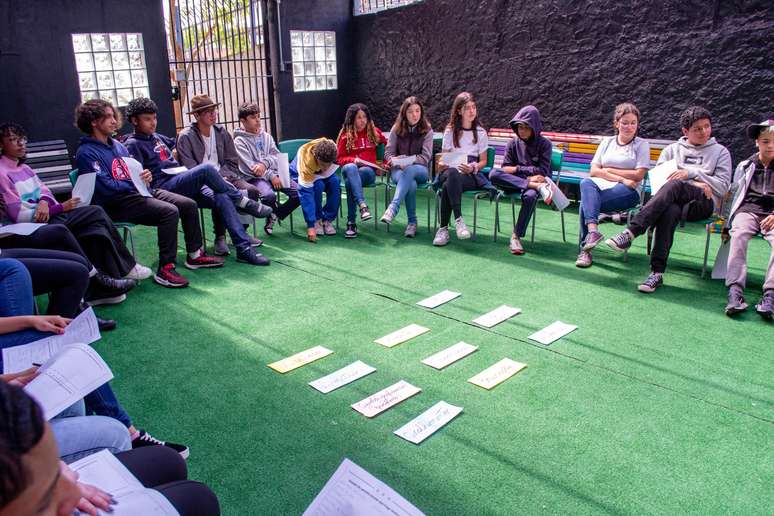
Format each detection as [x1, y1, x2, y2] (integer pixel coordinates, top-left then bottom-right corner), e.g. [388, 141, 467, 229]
[433, 92, 490, 246]
[575, 103, 650, 268]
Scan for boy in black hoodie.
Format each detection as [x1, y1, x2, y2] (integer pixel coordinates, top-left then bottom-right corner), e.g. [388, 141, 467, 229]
[489, 105, 553, 254]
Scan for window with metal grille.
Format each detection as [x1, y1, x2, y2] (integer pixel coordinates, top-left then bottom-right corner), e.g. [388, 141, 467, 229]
[290, 30, 337, 93]
[72, 33, 149, 107]
[354, 0, 423, 15]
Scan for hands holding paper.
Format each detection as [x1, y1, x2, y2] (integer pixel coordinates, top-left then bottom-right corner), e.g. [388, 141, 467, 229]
[30, 315, 71, 334]
[668, 169, 690, 181]
[140, 169, 153, 185]
[0, 366, 39, 386]
[60, 461, 116, 516]
[271, 175, 282, 190]
[62, 197, 81, 211]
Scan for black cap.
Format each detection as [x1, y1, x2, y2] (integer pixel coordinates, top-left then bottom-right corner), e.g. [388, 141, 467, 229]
[746, 119, 774, 140]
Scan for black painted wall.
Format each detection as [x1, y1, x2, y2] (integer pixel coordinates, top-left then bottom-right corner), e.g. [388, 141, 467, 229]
[275, 0, 354, 141]
[352, 0, 774, 162]
[0, 0, 173, 160]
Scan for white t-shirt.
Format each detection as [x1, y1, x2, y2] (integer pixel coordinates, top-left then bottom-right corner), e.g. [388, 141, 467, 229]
[591, 136, 650, 171]
[442, 126, 489, 157]
[203, 131, 219, 167]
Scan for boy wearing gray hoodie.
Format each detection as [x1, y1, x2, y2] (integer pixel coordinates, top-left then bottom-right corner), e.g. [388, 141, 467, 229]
[233, 102, 300, 235]
[606, 106, 732, 293]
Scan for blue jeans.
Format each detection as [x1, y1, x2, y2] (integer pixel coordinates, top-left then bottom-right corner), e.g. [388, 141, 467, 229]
[389, 164, 429, 224]
[52, 400, 132, 463]
[342, 164, 375, 223]
[579, 178, 640, 242]
[159, 163, 251, 251]
[298, 175, 341, 228]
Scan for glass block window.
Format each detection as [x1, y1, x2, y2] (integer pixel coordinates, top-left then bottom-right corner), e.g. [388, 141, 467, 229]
[290, 30, 337, 93]
[72, 33, 150, 106]
[355, 0, 422, 15]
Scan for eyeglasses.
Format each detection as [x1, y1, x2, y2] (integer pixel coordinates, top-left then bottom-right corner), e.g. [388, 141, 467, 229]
[6, 136, 27, 145]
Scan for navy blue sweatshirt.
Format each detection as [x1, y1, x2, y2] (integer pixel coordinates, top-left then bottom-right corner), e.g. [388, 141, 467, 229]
[124, 132, 179, 188]
[74, 136, 137, 204]
[502, 105, 553, 178]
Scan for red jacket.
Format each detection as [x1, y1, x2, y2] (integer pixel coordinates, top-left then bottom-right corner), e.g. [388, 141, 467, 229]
[336, 127, 387, 165]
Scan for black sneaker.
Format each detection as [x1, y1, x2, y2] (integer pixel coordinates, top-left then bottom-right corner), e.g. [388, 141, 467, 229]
[724, 286, 748, 316]
[638, 272, 663, 293]
[345, 222, 358, 238]
[264, 213, 278, 235]
[93, 272, 137, 292]
[606, 229, 634, 252]
[132, 429, 189, 459]
[359, 203, 372, 221]
[236, 247, 271, 266]
[242, 199, 273, 219]
[84, 282, 133, 306]
[755, 292, 774, 320]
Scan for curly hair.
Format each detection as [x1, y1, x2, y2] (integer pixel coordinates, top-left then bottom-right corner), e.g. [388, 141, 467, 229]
[337, 103, 379, 154]
[312, 139, 337, 164]
[680, 106, 712, 130]
[0, 123, 26, 140]
[0, 381, 46, 507]
[75, 99, 118, 135]
[125, 97, 158, 122]
[238, 101, 260, 120]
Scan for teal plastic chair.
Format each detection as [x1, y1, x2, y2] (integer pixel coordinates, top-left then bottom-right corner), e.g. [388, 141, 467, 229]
[338, 143, 388, 231]
[69, 169, 137, 257]
[493, 148, 565, 243]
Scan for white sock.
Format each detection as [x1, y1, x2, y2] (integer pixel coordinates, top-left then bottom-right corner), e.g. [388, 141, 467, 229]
[89, 266, 98, 277]
[188, 248, 202, 259]
[238, 197, 249, 208]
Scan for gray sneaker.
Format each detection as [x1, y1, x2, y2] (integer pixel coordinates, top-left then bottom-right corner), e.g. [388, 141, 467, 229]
[380, 207, 395, 224]
[433, 226, 450, 246]
[314, 220, 324, 236]
[724, 286, 748, 316]
[638, 272, 663, 293]
[455, 217, 471, 239]
[575, 250, 593, 268]
[214, 235, 230, 256]
[606, 229, 634, 252]
[582, 230, 604, 251]
[755, 292, 774, 320]
[322, 220, 336, 235]
[404, 223, 417, 238]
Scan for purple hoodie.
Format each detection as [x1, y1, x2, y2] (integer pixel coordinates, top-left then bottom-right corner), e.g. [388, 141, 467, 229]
[502, 105, 552, 178]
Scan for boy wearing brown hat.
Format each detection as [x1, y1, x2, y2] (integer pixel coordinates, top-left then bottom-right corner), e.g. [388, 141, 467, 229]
[724, 119, 774, 319]
[176, 95, 271, 257]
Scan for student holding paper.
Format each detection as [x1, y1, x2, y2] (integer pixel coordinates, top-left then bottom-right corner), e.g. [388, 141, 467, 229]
[488, 105, 554, 255]
[233, 101, 300, 235]
[433, 92, 492, 246]
[575, 103, 650, 267]
[0, 382, 221, 516]
[606, 106, 732, 292]
[336, 103, 388, 238]
[290, 138, 341, 242]
[723, 120, 774, 319]
[381, 96, 433, 238]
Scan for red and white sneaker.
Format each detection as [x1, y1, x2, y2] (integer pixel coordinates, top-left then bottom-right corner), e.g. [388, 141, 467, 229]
[185, 251, 225, 270]
[153, 263, 189, 288]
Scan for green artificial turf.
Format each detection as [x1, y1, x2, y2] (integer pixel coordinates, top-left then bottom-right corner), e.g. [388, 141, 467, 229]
[91, 194, 773, 515]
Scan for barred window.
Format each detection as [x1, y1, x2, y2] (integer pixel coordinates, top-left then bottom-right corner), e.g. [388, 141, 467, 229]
[354, 0, 423, 15]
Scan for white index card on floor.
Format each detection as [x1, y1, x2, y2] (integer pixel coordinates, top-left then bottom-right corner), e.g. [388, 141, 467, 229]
[351, 380, 421, 418]
[472, 305, 521, 328]
[528, 321, 578, 345]
[394, 401, 463, 444]
[421, 342, 478, 370]
[309, 361, 376, 394]
[416, 290, 461, 309]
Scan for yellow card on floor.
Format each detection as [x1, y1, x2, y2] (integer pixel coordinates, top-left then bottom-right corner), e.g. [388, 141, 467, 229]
[268, 346, 333, 373]
[416, 290, 461, 309]
[468, 358, 526, 390]
[472, 305, 522, 328]
[394, 401, 463, 444]
[351, 380, 422, 418]
[374, 324, 430, 348]
[421, 342, 478, 370]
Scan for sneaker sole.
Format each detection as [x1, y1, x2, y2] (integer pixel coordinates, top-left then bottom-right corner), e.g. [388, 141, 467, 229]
[184, 261, 224, 270]
[361, 214, 372, 221]
[757, 309, 773, 320]
[178, 447, 190, 460]
[236, 256, 271, 266]
[725, 305, 747, 316]
[433, 240, 449, 246]
[575, 261, 592, 268]
[637, 285, 658, 293]
[582, 237, 604, 252]
[213, 249, 231, 256]
[457, 233, 471, 240]
[344, 233, 358, 239]
[88, 293, 127, 306]
[153, 275, 189, 288]
[510, 249, 525, 255]
[605, 239, 630, 253]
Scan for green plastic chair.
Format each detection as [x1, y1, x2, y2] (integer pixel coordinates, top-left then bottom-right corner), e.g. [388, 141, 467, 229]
[493, 148, 566, 243]
[69, 169, 137, 257]
[338, 143, 387, 231]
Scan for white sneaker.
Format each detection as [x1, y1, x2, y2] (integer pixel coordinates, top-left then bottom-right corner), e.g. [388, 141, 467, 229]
[322, 220, 336, 235]
[509, 234, 524, 255]
[314, 220, 324, 236]
[433, 227, 450, 246]
[404, 223, 417, 238]
[124, 263, 152, 280]
[455, 217, 471, 239]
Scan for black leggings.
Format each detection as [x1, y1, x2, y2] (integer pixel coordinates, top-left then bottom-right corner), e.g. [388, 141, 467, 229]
[0, 248, 89, 317]
[438, 168, 480, 227]
[116, 446, 220, 515]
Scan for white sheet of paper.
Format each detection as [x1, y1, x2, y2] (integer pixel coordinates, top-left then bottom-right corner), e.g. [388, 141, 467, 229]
[394, 401, 463, 444]
[468, 358, 527, 390]
[309, 361, 376, 394]
[2, 308, 101, 374]
[0, 222, 46, 237]
[647, 159, 678, 196]
[162, 166, 187, 175]
[391, 155, 416, 168]
[528, 321, 578, 345]
[24, 343, 113, 420]
[590, 177, 619, 191]
[70, 450, 179, 515]
[441, 152, 467, 169]
[374, 324, 430, 348]
[712, 240, 730, 279]
[416, 290, 461, 309]
[356, 158, 388, 173]
[352, 380, 422, 418]
[421, 342, 478, 370]
[303, 458, 425, 516]
[124, 157, 152, 197]
[472, 305, 522, 328]
[71, 172, 96, 205]
[277, 152, 291, 188]
[546, 177, 570, 211]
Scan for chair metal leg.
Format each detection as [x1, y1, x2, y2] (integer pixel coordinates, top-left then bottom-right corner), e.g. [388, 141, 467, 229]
[561, 210, 566, 242]
[702, 228, 711, 278]
[511, 197, 516, 236]
[374, 187, 379, 231]
[123, 226, 136, 258]
[494, 194, 501, 242]
[199, 208, 207, 250]
[289, 212, 294, 234]
[472, 195, 478, 241]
